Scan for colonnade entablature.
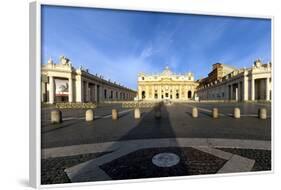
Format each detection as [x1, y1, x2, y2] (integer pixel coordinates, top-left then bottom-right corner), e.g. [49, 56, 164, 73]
[41, 56, 137, 104]
[196, 59, 272, 101]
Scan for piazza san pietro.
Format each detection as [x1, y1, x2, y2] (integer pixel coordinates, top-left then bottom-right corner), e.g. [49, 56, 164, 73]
[41, 56, 271, 104]
[39, 5, 272, 186]
[41, 56, 272, 184]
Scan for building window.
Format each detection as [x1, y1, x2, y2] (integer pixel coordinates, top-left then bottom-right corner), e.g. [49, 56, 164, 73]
[161, 95, 164, 99]
[154, 93, 158, 99]
[165, 93, 168, 98]
[176, 93, 179, 99]
[142, 77, 145, 80]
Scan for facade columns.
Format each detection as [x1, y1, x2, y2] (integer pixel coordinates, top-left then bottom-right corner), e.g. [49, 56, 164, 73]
[49, 76, 55, 104]
[158, 86, 161, 100]
[179, 86, 182, 99]
[68, 76, 73, 103]
[171, 86, 174, 100]
[251, 77, 255, 101]
[145, 85, 149, 100]
[138, 86, 142, 100]
[266, 77, 270, 101]
[152, 85, 155, 100]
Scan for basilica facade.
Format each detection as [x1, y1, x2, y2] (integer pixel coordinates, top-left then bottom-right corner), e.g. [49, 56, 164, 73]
[137, 67, 199, 101]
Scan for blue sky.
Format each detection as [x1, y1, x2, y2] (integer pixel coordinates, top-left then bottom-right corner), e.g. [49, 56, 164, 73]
[41, 5, 271, 90]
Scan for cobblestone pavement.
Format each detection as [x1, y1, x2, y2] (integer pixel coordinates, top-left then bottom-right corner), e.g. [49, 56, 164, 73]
[41, 102, 272, 184]
[41, 152, 110, 185]
[42, 103, 271, 149]
[41, 147, 271, 184]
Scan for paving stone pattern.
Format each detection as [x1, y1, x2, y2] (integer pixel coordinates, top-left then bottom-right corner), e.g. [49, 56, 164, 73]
[100, 147, 227, 180]
[219, 148, 271, 171]
[41, 152, 110, 184]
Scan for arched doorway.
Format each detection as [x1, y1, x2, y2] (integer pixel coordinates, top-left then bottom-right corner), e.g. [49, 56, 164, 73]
[188, 91, 192, 99]
[142, 91, 146, 99]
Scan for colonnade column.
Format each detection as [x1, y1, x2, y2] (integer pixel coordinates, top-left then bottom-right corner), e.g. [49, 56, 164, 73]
[266, 77, 270, 101]
[85, 81, 89, 102]
[224, 85, 228, 101]
[229, 85, 233, 100]
[68, 76, 73, 103]
[49, 76, 54, 104]
[237, 82, 240, 101]
[99, 85, 102, 102]
[243, 77, 248, 101]
[94, 84, 98, 102]
[251, 77, 255, 101]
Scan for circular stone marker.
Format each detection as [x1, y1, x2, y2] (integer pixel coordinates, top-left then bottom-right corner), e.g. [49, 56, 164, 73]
[152, 153, 180, 167]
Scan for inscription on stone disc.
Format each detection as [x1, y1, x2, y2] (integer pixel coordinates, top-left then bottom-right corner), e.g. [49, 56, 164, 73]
[152, 153, 180, 167]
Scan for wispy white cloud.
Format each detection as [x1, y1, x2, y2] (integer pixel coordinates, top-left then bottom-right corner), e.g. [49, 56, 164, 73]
[140, 45, 153, 59]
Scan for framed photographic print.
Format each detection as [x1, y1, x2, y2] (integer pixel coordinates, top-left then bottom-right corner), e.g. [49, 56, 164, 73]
[29, 0, 273, 188]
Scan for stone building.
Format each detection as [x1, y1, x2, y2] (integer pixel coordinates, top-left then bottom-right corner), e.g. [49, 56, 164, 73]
[198, 63, 237, 88]
[196, 60, 272, 101]
[137, 67, 199, 101]
[41, 56, 136, 104]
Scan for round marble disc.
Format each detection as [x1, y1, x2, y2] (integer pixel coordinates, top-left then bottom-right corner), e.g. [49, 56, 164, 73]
[152, 152, 180, 167]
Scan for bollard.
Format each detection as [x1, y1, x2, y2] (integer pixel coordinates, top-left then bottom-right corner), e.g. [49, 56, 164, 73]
[134, 108, 141, 119]
[51, 110, 62, 124]
[85, 109, 94, 122]
[259, 108, 267, 119]
[234, 107, 240, 119]
[212, 108, 219, 119]
[192, 107, 198, 118]
[112, 109, 118, 120]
